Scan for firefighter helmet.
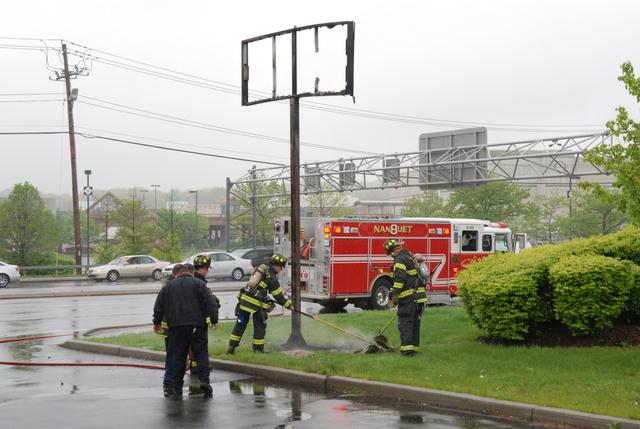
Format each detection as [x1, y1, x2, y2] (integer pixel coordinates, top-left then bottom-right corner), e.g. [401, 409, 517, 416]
[193, 254, 211, 269]
[270, 253, 288, 266]
[383, 239, 403, 255]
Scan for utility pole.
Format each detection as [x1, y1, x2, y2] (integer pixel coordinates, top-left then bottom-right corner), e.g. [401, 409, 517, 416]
[151, 184, 160, 212]
[84, 170, 92, 271]
[61, 43, 82, 274]
[189, 190, 198, 249]
[225, 178, 231, 252]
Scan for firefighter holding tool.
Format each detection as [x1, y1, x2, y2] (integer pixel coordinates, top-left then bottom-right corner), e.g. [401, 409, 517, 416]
[227, 253, 292, 354]
[384, 239, 427, 357]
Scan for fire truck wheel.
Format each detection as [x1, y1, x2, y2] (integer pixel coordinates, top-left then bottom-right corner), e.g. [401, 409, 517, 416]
[370, 279, 392, 310]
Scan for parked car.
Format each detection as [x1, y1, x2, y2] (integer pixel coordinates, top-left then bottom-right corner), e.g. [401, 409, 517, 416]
[0, 261, 20, 287]
[162, 251, 254, 281]
[231, 248, 273, 268]
[87, 255, 170, 282]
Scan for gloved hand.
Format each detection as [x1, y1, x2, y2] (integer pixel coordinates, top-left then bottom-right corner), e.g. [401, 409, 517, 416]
[153, 324, 161, 334]
[283, 300, 292, 309]
[391, 294, 399, 306]
[267, 302, 276, 313]
[386, 300, 396, 309]
[214, 295, 221, 308]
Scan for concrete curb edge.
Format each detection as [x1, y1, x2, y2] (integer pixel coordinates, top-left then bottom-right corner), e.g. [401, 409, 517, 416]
[59, 339, 639, 429]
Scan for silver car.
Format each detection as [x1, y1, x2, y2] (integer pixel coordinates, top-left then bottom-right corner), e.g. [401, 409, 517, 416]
[87, 255, 170, 282]
[0, 261, 20, 287]
[162, 251, 254, 281]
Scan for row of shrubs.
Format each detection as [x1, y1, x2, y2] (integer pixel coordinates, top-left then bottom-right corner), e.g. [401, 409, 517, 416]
[457, 226, 640, 340]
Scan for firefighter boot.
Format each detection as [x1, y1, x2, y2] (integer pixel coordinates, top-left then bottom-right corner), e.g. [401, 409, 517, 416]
[201, 384, 213, 399]
[253, 344, 270, 353]
[226, 343, 236, 355]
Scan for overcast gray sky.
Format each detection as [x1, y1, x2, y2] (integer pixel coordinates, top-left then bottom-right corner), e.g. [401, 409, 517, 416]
[1, 0, 639, 195]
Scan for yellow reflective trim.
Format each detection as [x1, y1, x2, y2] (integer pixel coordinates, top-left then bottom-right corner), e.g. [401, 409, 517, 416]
[252, 339, 266, 345]
[393, 282, 403, 289]
[271, 287, 284, 295]
[239, 305, 257, 314]
[240, 294, 262, 307]
[416, 287, 426, 293]
[258, 281, 268, 289]
[160, 321, 168, 329]
[261, 302, 271, 309]
[400, 345, 416, 351]
[398, 289, 414, 298]
[406, 269, 417, 275]
[229, 334, 241, 341]
[416, 298, 427, 303]
[393, 263, 406, 271]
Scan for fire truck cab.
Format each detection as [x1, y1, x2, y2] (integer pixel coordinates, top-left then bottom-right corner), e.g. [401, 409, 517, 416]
[274, 216, 523, 311]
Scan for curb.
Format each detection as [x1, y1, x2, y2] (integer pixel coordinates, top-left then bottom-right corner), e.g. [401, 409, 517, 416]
[60, 339, 639, 429]
[0, 284, 242, 300]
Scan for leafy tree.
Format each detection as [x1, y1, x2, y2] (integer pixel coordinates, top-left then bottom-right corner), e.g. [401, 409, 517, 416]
[0, 182, 56, 264]
[534, 194, 568, 243]
[585, 61, 640, 224]
[153, 230, 183, 262]
[556, 186, 627, 239]
[304, 184, 352, 217]
[446, 181, 530, 223]
[94, 242, 118, 264]
[155, 209, 208, 249]
[401, 190, 450, 217]
[233, 175, 289, 247]
[111, 199, 155, 254]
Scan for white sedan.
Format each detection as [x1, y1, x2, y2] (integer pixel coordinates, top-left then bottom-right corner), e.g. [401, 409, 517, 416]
[162, 252, 254, 281]
[0, 261, 20, 287]
[87, 255, 170, 282]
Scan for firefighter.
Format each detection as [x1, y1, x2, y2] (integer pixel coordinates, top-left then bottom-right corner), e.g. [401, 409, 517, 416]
[384, 239, 427, 357]
[187, 254, 220, 377]
[156, 263, 184, 397]
[153, 263, 219, 398]
[227, 254, 292, 354]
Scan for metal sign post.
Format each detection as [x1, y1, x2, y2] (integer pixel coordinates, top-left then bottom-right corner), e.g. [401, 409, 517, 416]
[241, 21, 355, 347]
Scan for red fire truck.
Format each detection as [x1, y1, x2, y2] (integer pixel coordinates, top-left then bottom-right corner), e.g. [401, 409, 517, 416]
[274, 216, 526, 310]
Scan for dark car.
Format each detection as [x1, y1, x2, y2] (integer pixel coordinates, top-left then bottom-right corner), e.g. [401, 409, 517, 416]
[230, 248, 273, 268]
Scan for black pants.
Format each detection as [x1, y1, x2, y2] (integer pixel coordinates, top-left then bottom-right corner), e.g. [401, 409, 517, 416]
[168, 325, 210, 390]
[229, 309, 267, 350]
[397, 301, 422, 354]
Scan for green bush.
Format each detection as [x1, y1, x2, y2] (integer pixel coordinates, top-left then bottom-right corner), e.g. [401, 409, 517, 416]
[622, 260, 640, 316]
[20, 252, 76, 276]
[550, 255, 632, 335]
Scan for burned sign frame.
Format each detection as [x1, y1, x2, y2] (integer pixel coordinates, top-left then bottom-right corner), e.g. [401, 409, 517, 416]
[240, 21, 355, 347]
[241, 21, 355, 106]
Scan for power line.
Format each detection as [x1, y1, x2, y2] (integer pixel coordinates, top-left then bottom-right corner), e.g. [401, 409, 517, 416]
[0, 99, 63, 103]
[61, 41, 605, 131]
[0, 92, 61, 96]
[0, 131, 68, 135]
[77, 133, 284, 166]
[74, 125, 289, 162]
[77, 95, 378, 155]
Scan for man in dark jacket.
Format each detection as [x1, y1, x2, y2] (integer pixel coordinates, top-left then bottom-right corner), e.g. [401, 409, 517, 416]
[153, 263, 219, 398]
[227, 253, 292, 354]
[384, 239, 427, 357]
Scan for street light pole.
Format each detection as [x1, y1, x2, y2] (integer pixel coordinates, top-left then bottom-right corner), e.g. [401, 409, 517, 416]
[189, 190, 198, 249]
[151, 184, 160, 212]
[84, 170, 92, 272]
[140, 188, 148, 209]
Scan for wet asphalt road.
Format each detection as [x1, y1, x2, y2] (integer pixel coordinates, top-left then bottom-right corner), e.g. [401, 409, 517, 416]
[0, 287, 547, 428]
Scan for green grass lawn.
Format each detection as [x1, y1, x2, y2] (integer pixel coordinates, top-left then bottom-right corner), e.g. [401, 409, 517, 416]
[88, 306, 640, 420]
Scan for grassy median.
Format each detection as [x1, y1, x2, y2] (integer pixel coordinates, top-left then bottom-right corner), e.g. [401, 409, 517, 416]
[87, 306, 640, 420]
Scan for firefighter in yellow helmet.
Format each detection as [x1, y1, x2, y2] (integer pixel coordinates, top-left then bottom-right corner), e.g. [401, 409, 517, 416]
[228, 253, 292, 354]
[384, 239, 427, 356]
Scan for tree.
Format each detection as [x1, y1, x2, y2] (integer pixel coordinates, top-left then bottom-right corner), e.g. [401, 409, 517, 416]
[111, 199, 155, 254]
[233, 175, 289, 247]
[155, 209, 208, 249]
[153, 230, 183, 262]
[556, 186, 627, 239]
[0, 182, 56, 264]
[446, 181, 530, 222]
[401, 190, 450, 217]
[304, 184, 352, 217]
[585, 61, 640, 224]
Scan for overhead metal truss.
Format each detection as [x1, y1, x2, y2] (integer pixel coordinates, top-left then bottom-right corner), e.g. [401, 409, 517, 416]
[229, 131, 618, 199]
